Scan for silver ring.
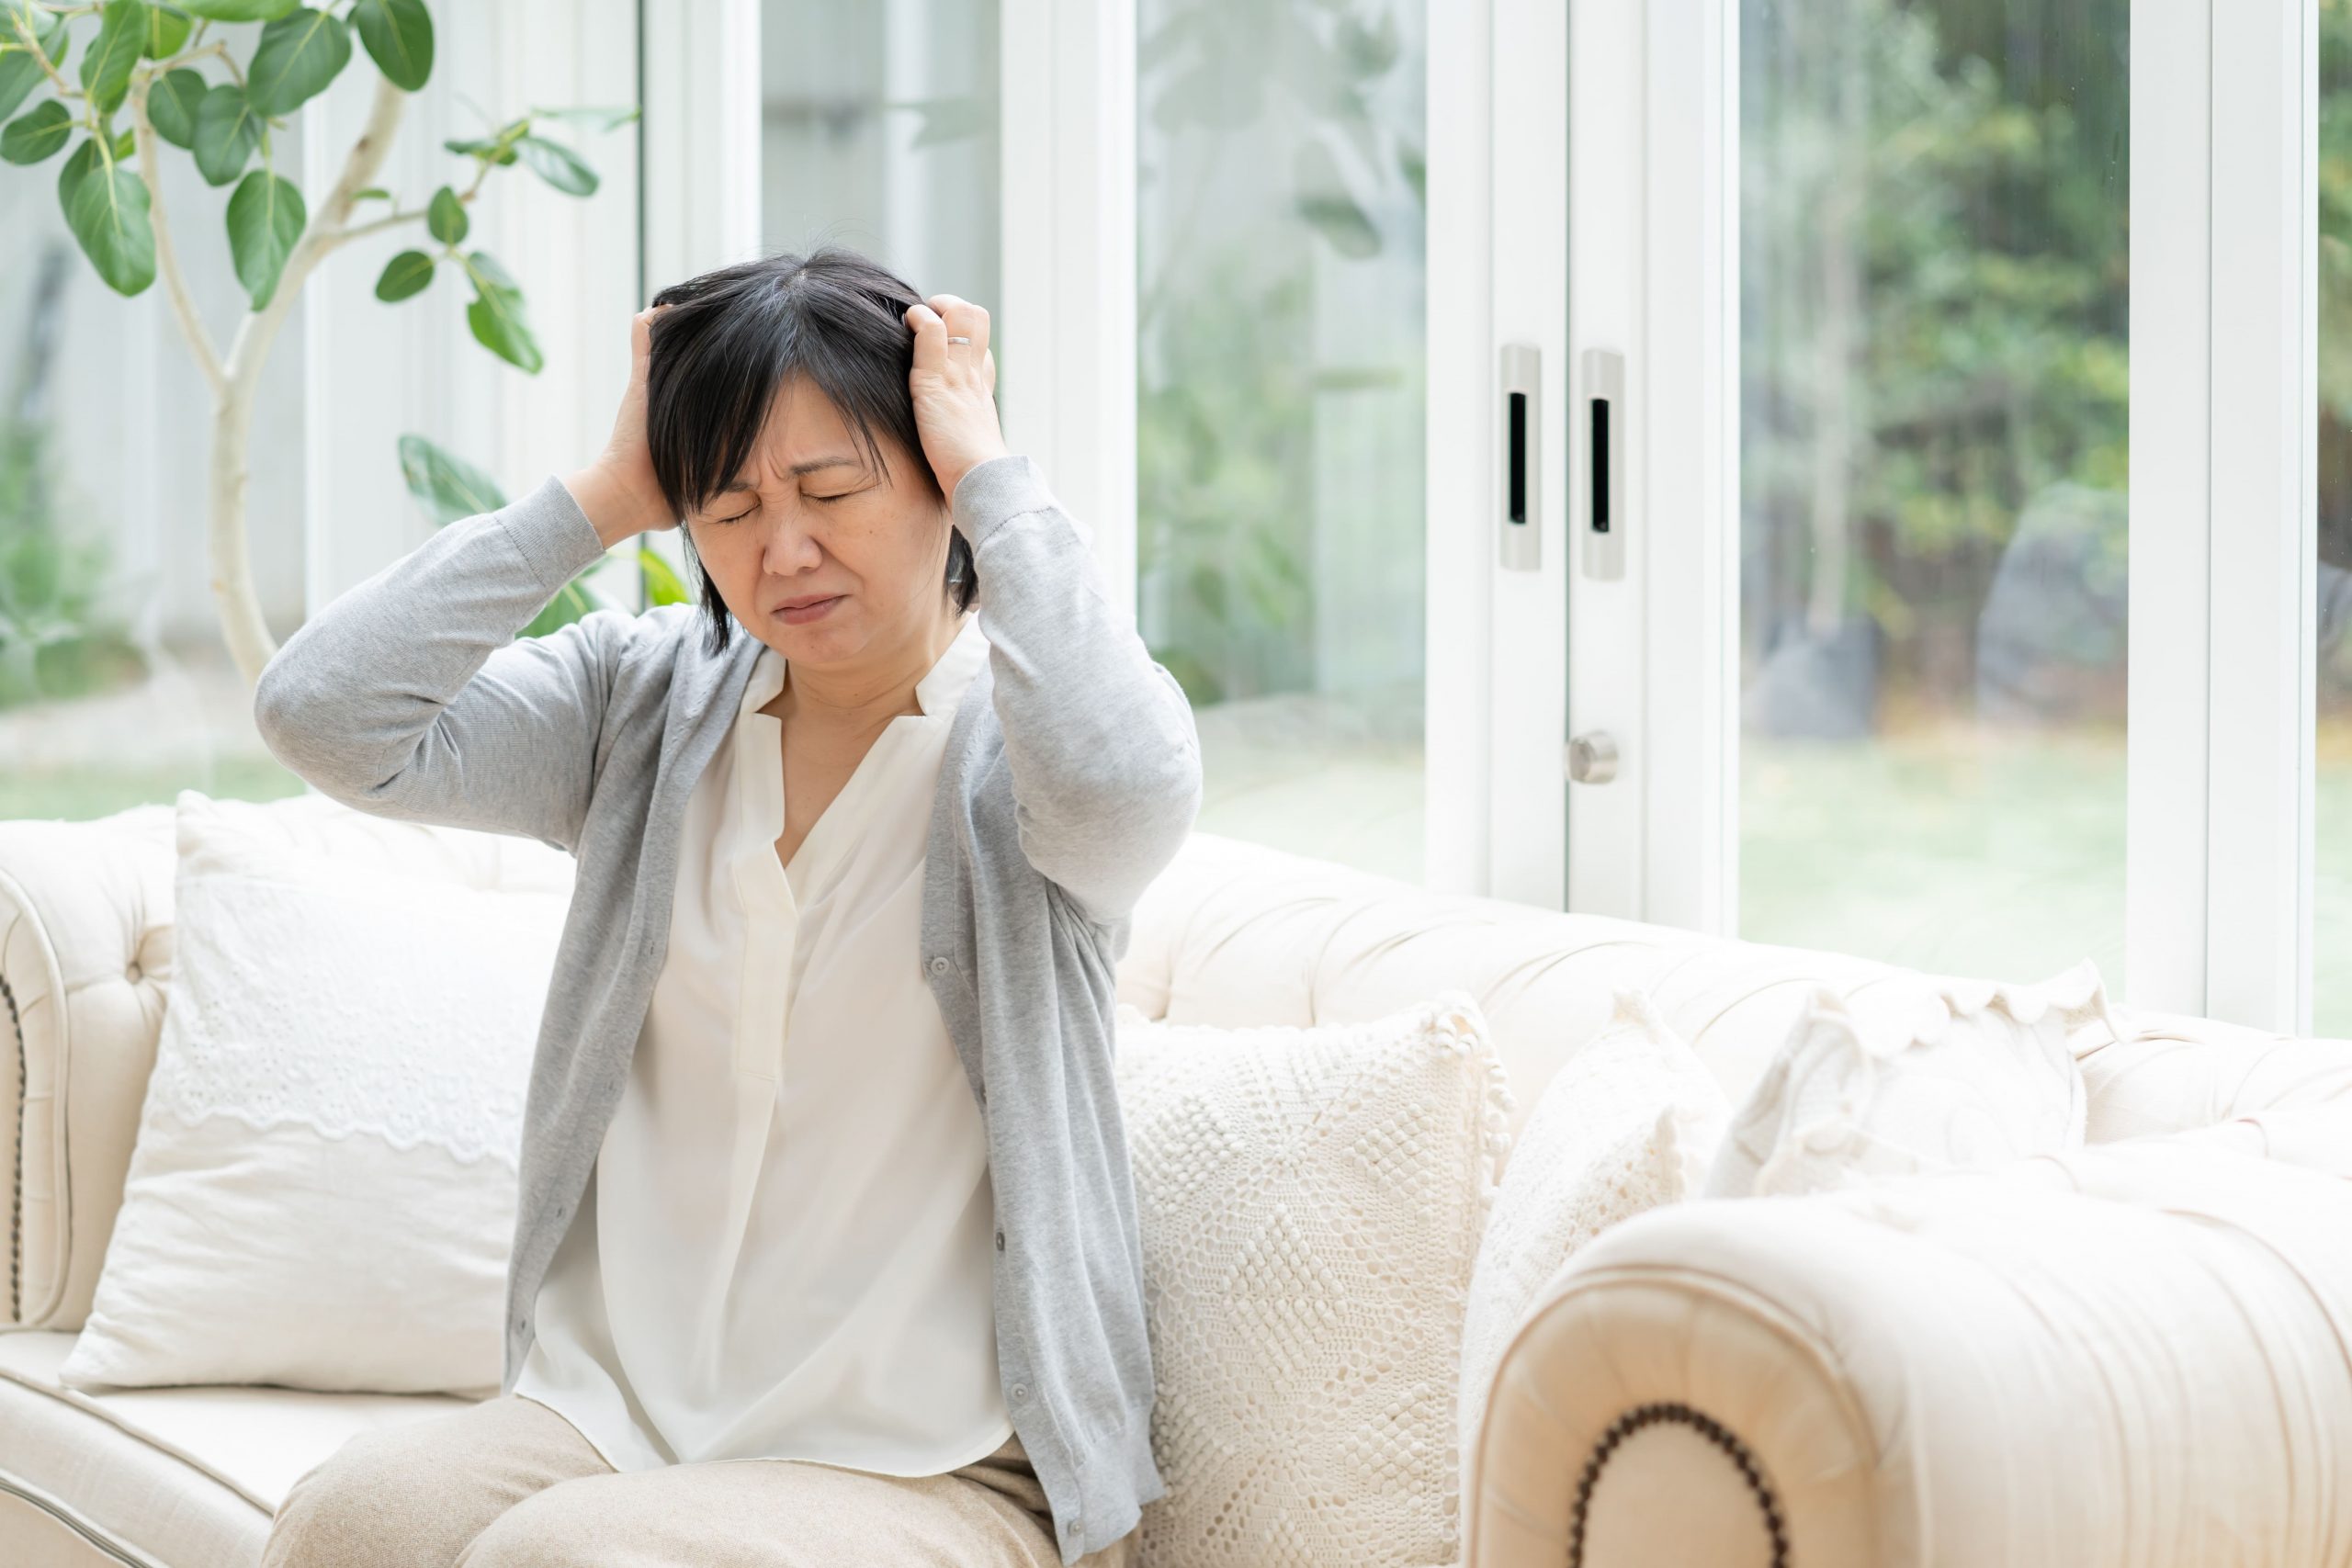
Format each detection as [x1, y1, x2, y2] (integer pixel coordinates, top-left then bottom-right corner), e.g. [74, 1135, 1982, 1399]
[945, 334, 972, 344]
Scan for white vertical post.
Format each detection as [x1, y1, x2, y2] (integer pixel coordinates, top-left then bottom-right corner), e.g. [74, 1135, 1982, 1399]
[999, 0, 1137, 612]
[2126, 0, 2214, 1017]
[2206, 0, 2318, 1029]
[2129, 0, 2316, 1029]
[1637, 0, 1738, 933]
[1424, 0, 1496, 895]
[1487, 0, 1574, 910]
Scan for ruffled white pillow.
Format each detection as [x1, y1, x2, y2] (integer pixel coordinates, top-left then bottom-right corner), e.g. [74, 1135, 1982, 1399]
[1703, 962, 2104, 1200]
[1455, 987, 1728, 1508]
[60, 790, 571, 1395]
[1114, 991, 1514, 1568]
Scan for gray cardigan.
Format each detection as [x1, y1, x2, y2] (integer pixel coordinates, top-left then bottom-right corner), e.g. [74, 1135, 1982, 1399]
[251, 453, 1201, 1562]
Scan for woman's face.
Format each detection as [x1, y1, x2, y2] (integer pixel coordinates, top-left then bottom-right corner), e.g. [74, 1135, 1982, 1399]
[683, 372, 953, 667]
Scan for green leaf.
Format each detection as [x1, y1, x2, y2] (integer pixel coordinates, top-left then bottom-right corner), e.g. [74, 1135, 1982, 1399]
[226, 167, 303, 308]
[178, 0, 300, 17]
[350, 0, 429, 91]
[64, 141, 156, 295]
[513, 132, 594, 195]
[519, 576, 602, 638]
[399, 432, 505, 522]
[192, 81, 260, 184]
[443, 131, 517, 164]
[373, 247, 433, 300]
[146, 67, 206, 147]
[639, 547, 689, 606]
[80, 0, 149, 116]
[1291, 138, 1379, 260]
[348, 185, 391, 202]
[0, 5, 68, 123]
[108, 125, 132, 159]
[245, 6, 349, 118]
[54, 133, 96, 209]
[142, 4, 192, 59]
[0, 97, 71, 164]
[424, 182, 465, 243]
[527, 104, 638, 133]
[462, 249, 541, 372]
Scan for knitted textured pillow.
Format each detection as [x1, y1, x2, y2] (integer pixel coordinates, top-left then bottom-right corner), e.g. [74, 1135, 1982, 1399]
[1455, 987, 1730, 1507]
[1114, 991, 1514, 1568]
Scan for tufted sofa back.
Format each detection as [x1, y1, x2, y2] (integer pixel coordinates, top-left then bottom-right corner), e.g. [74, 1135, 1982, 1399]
[6, 795, 2347, 1334]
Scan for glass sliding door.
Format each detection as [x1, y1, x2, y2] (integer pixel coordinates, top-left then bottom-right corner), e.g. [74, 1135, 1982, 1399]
[1737, 0, 2130, 979]
[1133, 0, 1430, 882]
[758, 0, 1000, 328]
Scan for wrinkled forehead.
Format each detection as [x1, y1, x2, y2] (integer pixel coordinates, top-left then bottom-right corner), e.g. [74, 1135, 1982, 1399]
[724, 375, 886, 489]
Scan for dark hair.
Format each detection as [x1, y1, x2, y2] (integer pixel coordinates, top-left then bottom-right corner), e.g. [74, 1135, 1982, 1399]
[644, 245, 978, 656]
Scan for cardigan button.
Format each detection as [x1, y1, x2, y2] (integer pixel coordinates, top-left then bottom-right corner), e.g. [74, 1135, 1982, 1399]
[1011, 1382, 1027, 1403]
[1065, 1517, 1080, 1536]
[994, 1227, 1005, 1251]
[929, 955, 951, 974]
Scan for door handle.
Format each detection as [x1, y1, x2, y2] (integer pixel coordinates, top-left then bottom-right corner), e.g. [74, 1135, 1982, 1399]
[1566, 730, 1620, 784]
[1499, 343, 1540, 570]
[1580, 347, 1625, 581]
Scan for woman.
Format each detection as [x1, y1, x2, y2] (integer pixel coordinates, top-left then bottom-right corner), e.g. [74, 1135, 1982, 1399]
[252, 247, 1199, 1568]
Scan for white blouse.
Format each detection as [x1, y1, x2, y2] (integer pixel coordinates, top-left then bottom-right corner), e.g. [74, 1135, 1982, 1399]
[513, 610, 1012, 1475]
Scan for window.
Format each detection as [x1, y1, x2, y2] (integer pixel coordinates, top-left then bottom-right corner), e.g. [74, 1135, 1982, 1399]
[757, 0, 999, 310]
[1736, 0, 2129, 980]
[1134, 0, 1429, 881]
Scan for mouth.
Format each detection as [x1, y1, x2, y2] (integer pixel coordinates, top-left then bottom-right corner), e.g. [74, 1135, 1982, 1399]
[773, 594, 844, 625]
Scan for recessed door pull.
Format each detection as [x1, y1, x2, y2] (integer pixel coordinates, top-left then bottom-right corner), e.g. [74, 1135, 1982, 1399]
[1581, 347, 1625, 581]
[1499, 343, 1540, 571]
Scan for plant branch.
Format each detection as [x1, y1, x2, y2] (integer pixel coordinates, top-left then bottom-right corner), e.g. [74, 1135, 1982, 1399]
[327, 153, 492, 247]
[127, 73, 225, 395]
[7, 7, 77, 102]
[224, 71, 409, 383]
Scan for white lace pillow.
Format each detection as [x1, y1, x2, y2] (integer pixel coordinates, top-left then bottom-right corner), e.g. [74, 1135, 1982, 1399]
[1702, 962, 2101, 1200]
[59, 789, 572, 1396]
[1113, 991, 1514, 1568]
[1455, 987, 1728, 1502]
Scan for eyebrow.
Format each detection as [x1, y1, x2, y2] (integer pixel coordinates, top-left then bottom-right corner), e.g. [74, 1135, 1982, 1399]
[719, 456, 863, 492]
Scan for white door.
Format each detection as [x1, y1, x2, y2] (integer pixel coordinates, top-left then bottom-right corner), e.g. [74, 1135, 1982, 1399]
[1480, 0, 1727, 919]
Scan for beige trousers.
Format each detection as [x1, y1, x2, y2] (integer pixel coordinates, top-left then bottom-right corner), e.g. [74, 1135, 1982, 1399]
[259, 1392, 1135, 1568]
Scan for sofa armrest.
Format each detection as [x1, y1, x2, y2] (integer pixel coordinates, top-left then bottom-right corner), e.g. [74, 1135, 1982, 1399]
[0, 805, 178, 1330]
[1464, 1139, 2352, 1567]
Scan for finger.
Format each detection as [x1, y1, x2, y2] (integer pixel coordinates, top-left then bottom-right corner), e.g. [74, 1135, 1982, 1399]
[903, 300, 946, 375]
[923, 292, 989, 364]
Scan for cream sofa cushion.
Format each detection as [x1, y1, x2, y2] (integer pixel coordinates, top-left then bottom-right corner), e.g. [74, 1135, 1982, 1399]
[1113, 991, 1513, 1568]
[1455, 987, 1729, 1513]
[57, 790, 571, 1396]
[1703, 964, 2099, 1199]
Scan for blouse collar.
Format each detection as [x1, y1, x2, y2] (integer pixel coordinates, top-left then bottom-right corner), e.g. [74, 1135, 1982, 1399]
[739, 610, 987, 726]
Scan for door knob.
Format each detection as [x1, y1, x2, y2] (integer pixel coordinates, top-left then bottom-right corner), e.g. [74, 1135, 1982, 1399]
[1566, 730, 1620, 784]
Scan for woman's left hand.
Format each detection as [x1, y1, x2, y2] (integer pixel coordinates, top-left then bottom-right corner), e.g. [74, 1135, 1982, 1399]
[904, 294, 1011, 507]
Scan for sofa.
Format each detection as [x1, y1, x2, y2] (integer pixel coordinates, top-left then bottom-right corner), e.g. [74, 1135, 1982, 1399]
[4, 797, 2349, 1567]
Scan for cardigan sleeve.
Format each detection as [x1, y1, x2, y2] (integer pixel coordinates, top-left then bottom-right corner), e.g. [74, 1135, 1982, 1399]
[951, 453, 1204, 924]
[252, 472, 632, 855]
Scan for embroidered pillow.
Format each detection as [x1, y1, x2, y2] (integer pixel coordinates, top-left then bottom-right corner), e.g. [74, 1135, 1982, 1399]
[1702, 963, 2100, 1201]
[1114, 991, 1514, 1568]
[59, 789, 571, 1395]
[1455, 987, 1729, 1504]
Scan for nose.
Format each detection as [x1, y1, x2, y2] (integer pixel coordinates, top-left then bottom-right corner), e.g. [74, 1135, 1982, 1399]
[758, 502, 825, 577]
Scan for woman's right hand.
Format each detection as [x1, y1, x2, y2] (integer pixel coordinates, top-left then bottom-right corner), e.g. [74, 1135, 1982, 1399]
[563, 305, 675, 547]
